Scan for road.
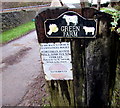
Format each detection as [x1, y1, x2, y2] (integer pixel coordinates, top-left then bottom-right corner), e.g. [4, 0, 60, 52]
[0, 4, 50, 13]
[0, 30, 42, 106]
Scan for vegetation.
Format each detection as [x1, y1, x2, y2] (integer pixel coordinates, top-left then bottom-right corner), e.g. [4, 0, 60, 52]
[111, 63, 120, 108]
[101, 7, 120, 38]
[0, 21, 35, 44]
[101, 8, 120, 27]
[114, 5, 120, 11]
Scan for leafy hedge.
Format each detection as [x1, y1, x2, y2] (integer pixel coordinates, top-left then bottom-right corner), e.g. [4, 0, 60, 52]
[101, 8, 120, 27]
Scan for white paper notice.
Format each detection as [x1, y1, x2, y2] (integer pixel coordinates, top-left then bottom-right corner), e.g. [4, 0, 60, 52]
[40, 42, 73, 80]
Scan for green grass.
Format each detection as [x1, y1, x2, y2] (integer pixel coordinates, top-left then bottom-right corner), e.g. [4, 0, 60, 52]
[0, 21, 35, 44]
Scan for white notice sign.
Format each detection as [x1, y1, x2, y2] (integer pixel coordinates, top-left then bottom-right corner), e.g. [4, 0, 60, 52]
[40, 42, 73, 80]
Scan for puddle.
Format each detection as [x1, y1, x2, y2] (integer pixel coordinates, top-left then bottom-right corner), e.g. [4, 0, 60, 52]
[1, 47, 32, 70]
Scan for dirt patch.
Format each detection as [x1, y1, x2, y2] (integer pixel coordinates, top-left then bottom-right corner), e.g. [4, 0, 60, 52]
[1, 47, 32, 69]
[18, 71, 50, 106]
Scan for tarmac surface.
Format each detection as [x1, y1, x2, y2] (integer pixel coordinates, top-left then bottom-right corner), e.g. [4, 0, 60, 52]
[0, 30, 43, 106]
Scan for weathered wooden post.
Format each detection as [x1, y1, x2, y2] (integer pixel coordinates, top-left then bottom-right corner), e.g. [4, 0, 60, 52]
[35, 6, 118, 107]
[84, 10, 119, 107]
[35, 7, 75, 107]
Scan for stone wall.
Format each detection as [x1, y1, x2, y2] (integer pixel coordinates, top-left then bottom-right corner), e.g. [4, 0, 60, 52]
[1, 10, 36, 32]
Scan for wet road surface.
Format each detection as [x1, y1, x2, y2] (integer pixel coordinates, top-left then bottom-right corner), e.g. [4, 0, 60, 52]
[0, 30, 41, 106]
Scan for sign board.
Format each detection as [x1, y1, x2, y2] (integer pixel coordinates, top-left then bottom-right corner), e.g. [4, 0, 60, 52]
[44, 11, 97, 38]
[40, 42, 73, 80]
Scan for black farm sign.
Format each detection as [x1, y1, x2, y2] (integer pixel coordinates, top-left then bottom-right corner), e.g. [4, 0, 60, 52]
[44, 11, 97, 38]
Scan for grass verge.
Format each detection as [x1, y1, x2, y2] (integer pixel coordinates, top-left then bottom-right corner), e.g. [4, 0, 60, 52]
[0, 21, 35, 44]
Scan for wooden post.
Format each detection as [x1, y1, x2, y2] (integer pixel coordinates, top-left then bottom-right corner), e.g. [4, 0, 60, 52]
[71, 39, 85, 107]
[35, 7, 87, 107]
[35, 7, 118, 107]
[35, 7, 75, 107]
[83, 9, 119, 107]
